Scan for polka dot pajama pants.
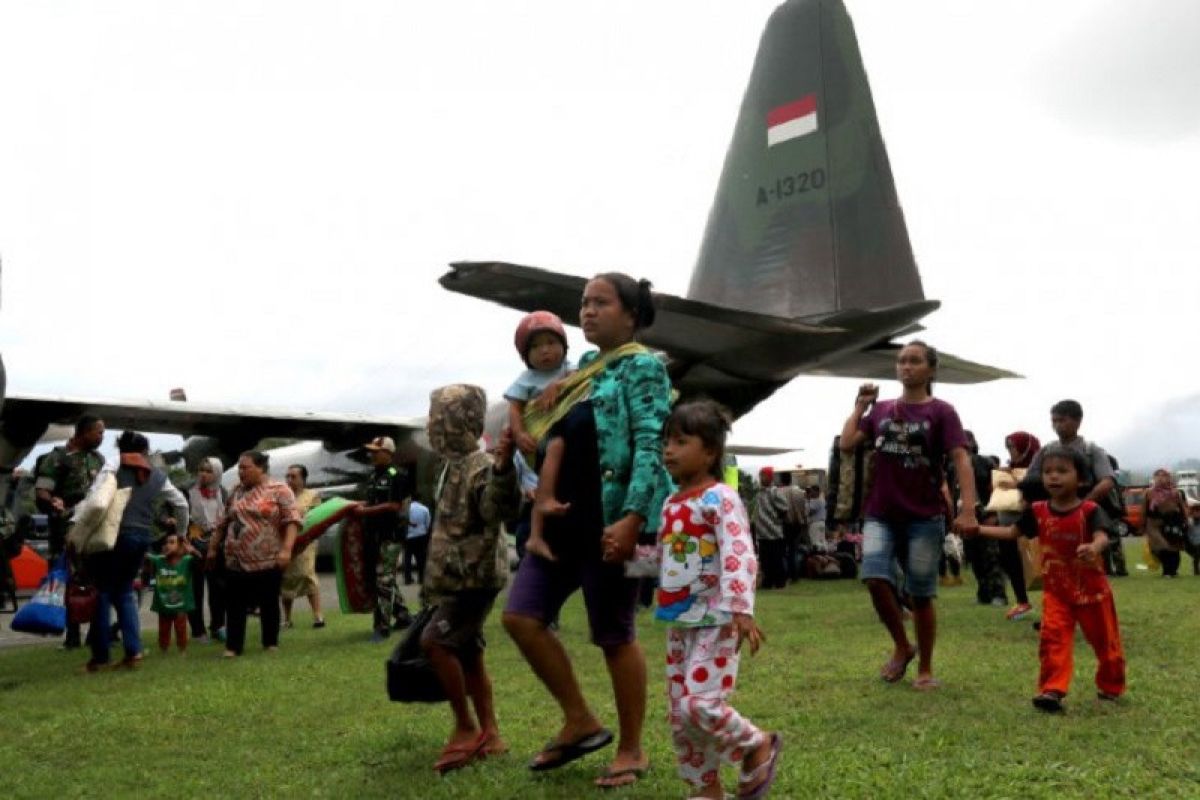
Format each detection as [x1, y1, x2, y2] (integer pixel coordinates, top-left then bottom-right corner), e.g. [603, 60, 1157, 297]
[666, 625, 766, 790]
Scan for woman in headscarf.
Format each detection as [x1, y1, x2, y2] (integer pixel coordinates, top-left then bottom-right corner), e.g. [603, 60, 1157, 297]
[186, 457, 227, 642]
[994, 432, 1041, 620]
[85, 431, 190, 671]
[1141, 468, 1188, 577]
[502, 272, 671, 789]
[281, 464, 324, 628]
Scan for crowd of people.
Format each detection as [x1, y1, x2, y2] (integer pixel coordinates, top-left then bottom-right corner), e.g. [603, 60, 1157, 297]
[3, 271, 1197, 798]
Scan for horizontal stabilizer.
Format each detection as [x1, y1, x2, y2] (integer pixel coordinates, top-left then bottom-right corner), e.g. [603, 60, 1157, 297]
[441, 262, 842, 362]
[808, 344, 1021, 383]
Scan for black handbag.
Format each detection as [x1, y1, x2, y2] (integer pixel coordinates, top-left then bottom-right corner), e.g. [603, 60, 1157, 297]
[385, 604, 447, 703]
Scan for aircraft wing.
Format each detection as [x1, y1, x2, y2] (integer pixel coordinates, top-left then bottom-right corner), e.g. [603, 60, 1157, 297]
[1, 393, 423, 451]
[806, 344, 1022, 383]
[441, 261, 841, 362]
[726, 443, 802, 457]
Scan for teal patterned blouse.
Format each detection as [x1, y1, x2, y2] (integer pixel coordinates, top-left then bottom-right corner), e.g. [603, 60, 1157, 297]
[578, 348, 673, 534]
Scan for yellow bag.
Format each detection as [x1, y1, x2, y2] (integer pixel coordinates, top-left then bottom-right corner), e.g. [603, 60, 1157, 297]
[984, 468, 1026, 514]
[1143, 537, 1160, 571]
[1018, 535, 1043, 591]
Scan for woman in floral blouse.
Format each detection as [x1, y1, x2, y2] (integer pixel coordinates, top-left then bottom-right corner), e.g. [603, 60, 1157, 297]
[207, 450, 300, 658]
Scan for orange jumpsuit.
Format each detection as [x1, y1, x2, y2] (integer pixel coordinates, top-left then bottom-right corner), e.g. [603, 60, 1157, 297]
[1029, 501, 1125, 698]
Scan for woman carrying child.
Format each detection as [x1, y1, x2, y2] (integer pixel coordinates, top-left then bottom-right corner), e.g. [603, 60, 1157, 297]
[966, 443, 1125, 712]
[656, 400, 781, 799]
[502, 272, 671, 789]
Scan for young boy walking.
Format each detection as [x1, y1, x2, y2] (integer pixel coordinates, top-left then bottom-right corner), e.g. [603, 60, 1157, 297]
[420, 384, 521, 773]
[968, 443, 1125, 712]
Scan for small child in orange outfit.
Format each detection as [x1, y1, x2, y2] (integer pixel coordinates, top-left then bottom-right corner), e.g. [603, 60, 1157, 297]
[967, 442, 1125, 712]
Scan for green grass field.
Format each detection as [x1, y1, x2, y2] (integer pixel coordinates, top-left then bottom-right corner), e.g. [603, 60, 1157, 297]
[2, 543, 1198, 799]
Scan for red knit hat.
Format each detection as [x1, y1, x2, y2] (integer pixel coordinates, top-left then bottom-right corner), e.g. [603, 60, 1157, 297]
[514, 311, 568, 367]
[759, 466, 775, 485]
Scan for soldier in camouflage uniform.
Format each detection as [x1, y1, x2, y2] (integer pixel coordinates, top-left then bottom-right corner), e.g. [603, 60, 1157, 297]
[421, 384, 520, 772]
[34, 414, 106, 648]
[352, 435, 413, 642]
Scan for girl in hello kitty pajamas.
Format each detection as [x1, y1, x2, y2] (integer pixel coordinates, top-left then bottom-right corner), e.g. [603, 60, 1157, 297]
[656, 400, 782, 800]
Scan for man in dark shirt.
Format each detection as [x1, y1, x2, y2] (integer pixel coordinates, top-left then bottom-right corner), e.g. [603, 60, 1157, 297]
[352, 436, 413, 641]
[34, 415, 105, 648]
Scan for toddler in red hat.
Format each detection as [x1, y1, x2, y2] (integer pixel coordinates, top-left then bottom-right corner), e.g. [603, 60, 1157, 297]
[505, 312, 573, 560]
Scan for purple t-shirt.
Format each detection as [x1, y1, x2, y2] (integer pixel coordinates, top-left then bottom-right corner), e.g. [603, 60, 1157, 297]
[858, 398, 967, 523]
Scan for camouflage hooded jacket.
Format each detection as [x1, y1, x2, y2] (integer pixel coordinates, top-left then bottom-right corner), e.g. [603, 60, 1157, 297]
[423, 384, 520, 598]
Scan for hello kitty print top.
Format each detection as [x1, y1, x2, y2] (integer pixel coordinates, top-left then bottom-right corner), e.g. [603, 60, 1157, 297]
[655, 481, 757, 627]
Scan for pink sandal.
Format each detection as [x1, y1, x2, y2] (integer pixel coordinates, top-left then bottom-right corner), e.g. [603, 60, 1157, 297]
[738, 733, 782, 799]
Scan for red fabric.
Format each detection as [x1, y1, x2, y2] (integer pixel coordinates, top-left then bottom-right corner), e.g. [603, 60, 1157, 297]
[1032, 501, 1109, 605]
[1004, 431, 1041, 468]
[119, 452, 153, 484]
[158, 613, 189, 651]
[11, 545, 48, 590]
[1038, 591, 1125, 697]
[766, 94, 817, 127]
[514, 310, 567, 364]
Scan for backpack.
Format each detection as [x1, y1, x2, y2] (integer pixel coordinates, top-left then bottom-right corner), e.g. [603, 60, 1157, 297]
[386, 604, 446, 703]
[1090, 447, 1126, 521]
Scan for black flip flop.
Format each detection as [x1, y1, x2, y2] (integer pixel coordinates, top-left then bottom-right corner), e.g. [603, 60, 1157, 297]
[528, 728, 614, 772]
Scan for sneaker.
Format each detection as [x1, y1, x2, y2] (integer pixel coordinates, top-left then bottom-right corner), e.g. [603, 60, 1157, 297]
[1005, 603, 1033, 621]
[370, 629, 390, 643]
[313, 619, 326, 629]
[194, 634, 210, 646]
[214, 627, 227, 643]
[1097, 691, 1120, 702]
[990, 597, 1008, 608]
[1032, 691, 1065, 713]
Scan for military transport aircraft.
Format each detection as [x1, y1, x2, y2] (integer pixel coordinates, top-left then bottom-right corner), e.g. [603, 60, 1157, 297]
[441, 0, 1017, 417]
[0, 0, 1011, 495]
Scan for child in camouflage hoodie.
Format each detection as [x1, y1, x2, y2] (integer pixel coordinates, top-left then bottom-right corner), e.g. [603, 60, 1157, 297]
[420, 384, 521, 773]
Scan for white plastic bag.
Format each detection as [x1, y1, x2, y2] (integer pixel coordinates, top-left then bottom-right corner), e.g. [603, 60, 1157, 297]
[68, 469, 129, 553]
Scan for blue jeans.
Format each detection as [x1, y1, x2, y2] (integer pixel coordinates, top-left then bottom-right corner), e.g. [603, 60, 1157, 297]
[87, 527, 151, 664]
[861, 516, 944, 599]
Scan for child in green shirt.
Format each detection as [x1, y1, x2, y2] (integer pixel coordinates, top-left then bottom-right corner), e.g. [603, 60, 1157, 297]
[149, 532, 197, 654]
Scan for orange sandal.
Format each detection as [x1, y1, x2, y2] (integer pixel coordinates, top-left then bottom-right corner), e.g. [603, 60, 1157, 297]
[433, 731, 488, 774]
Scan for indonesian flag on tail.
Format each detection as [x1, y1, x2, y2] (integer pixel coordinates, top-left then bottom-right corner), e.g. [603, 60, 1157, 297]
[766, 94, 818, 147]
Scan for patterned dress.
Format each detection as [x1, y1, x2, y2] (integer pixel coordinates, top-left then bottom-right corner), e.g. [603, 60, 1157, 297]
[655, 482, 766, 790]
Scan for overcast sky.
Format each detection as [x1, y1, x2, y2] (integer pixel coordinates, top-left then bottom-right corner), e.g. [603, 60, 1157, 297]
[2, 0, 1198, 472]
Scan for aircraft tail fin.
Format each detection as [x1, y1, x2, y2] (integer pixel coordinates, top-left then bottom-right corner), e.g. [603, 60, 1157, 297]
[688, 0, 923, 318]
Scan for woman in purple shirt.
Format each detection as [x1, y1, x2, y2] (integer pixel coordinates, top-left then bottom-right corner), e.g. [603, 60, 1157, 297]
[839, 341, 977, 690]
